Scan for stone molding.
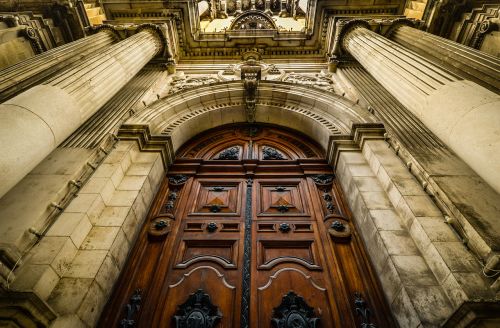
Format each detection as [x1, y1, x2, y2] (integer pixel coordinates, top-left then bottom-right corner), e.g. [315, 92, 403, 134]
[442, 300, 500, 327]
[0, 292, 56, 327]
[117, 124, 175, 170]
[123, 81, 378, 155]
[326, 123, 386, 167]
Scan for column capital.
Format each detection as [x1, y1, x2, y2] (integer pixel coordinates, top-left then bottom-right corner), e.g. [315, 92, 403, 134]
[88, 23, 122, 41]
[135, 23, 170, 59]
[383, 18, 417, 38]
[329, 17, 418, 57]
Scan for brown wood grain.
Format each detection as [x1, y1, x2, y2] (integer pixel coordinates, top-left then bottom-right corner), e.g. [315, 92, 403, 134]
[98, 124, 396, 328]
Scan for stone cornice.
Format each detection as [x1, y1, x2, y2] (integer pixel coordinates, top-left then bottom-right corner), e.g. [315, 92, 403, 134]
[326, 123, 386, 167]
[117, 124, 175, 169]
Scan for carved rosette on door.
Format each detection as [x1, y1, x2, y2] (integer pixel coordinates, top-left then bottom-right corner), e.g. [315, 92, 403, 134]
[99, 125, 395, 328]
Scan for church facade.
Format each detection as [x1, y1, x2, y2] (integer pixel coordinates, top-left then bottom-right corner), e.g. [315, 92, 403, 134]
[0, 0, 499, 327]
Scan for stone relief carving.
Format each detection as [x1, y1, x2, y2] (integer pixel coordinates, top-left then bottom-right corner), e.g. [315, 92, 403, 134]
[167, 73, 220, 95]
[217, 60, 284, 81]
[282, 72, 335, 92]
[229, 10, 277, 30]
[241, 59, 262, 122]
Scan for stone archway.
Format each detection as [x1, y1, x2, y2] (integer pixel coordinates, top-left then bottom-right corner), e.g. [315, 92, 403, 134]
[118, 80, 379, 167]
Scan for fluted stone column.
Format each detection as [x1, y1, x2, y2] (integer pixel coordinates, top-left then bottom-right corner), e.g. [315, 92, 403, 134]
[342, 25, 500, 193]
[389, 25, 500, 93]
[0, 28, 162, 199]
[0, 28, 119, 102]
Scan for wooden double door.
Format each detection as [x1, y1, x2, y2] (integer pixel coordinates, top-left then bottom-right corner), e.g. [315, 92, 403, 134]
[100, 125, 394, 328]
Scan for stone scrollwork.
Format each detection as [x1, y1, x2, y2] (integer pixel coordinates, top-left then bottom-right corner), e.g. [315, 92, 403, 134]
[22, 27, 43, 54]
[167, 73, 220, 95]
[241, 60, 261, 123]
[282, 72, 335, 92]
[229, 10, 277, 30]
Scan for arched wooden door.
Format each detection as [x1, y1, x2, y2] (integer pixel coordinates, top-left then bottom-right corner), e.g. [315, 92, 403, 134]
[99, 124, 395, 328]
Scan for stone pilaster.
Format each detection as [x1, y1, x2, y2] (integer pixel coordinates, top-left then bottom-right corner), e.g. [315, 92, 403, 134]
[0, 27, 164, 200]
[0, 28, 120, 102]
[389, 24, 500, 93]
[341, 24, 500, 195]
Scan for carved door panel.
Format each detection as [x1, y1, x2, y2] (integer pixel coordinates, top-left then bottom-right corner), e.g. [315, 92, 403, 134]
[99, 125, 395, 328]
[252, 178, 337, 327]
[157, 178, 246, 327]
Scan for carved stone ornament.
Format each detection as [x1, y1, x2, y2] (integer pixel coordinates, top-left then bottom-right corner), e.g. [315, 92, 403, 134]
[312, 174, 334, 186]
[263, 146, 285, 160]
[215, 146, 240, 160]
[328, 218, 351, 242]
[271, 291, 320, 328]
[168, 73, 220, 95]
[148, 215, 173, 240]
[173, 289, 222, 328]
[229, 10, 277, 30]
[282, 72, 335, 92]
[240, 58, 262, 122]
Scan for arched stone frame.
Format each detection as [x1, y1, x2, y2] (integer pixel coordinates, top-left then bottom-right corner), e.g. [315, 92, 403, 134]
[113, 80, 484, 327]
[120, 80, 378, 166]
[24, 81, 489, 328]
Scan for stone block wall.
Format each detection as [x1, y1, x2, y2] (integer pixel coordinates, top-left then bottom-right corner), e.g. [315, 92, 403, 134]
[336, 140, 494, 328]
[8, 141, 164, 327]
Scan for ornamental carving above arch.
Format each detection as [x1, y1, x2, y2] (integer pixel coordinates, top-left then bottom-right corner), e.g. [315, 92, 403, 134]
[229, 11, 277, 30]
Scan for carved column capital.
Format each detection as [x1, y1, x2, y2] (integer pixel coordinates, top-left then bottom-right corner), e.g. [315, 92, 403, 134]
[136, 23, 170, 58]
[22, 27, 44, 54]
[88, 23, 122, 41]
[383, 18, 417, 38]
[331, 19, 371, 56]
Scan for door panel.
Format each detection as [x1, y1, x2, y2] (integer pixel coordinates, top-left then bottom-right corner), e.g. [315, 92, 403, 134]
[99, 125, 396, 328]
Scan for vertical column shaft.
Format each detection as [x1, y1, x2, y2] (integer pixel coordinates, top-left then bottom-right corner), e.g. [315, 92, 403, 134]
[0, 30, 119, 102]
[0, 29, 162, 199]
[343, 26, 500, 193]
[389, 25, 500, 93]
